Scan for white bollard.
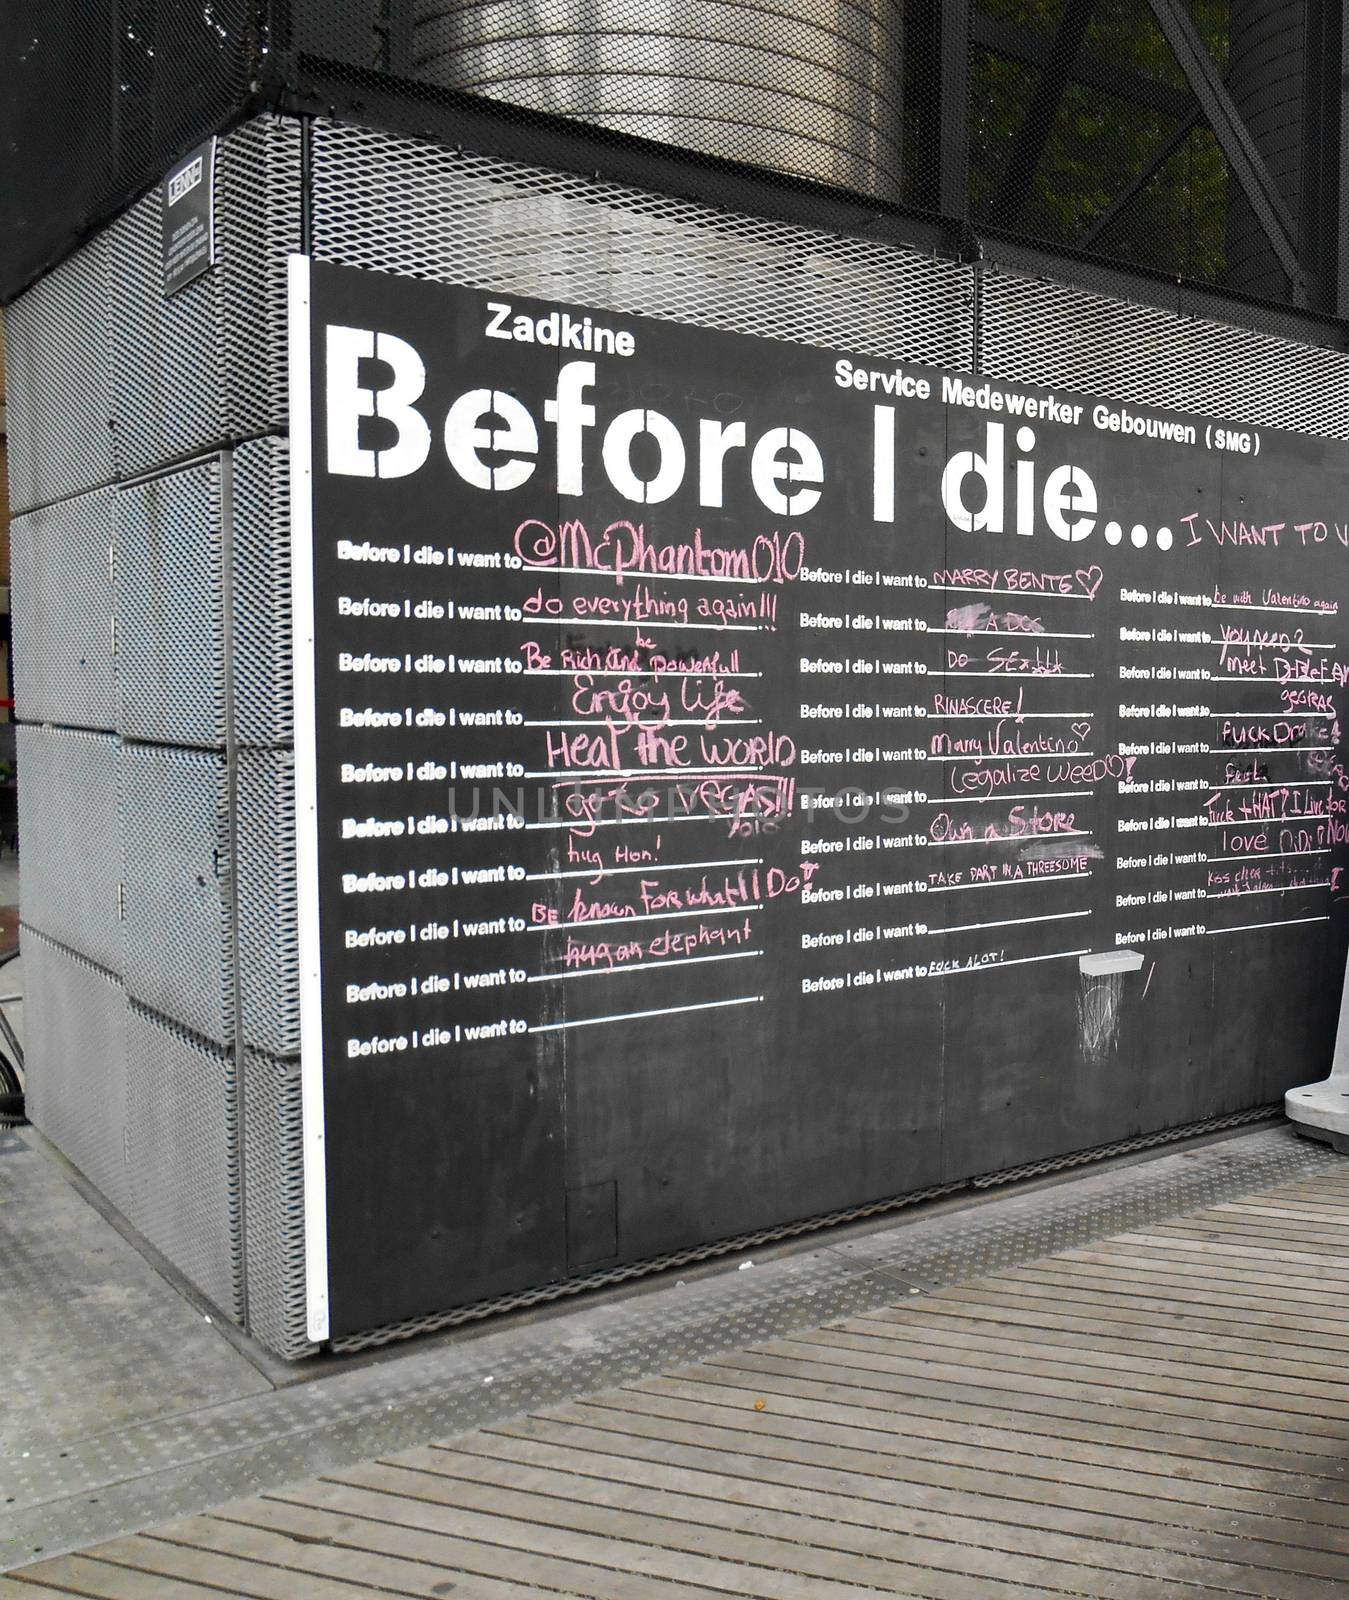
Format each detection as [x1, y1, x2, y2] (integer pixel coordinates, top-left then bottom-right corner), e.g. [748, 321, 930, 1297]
[1286, 956, 1349, 1153]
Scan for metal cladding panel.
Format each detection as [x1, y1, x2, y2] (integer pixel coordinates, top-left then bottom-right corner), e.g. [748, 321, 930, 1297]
[11, 487, 118, 731]
[17, 726, 121, 975]
[214, 120, 304, 445]
[980, 266, 1349, 440]
[242, 1049, 314, 1360]
[22, 927, 129, 1216]
[237, 750, 299, 1057]
[106, 118, 300, 478]
[105, 189, 221, 478]
[115, 458, 226, 748]
[308, 120, 972, 372]
[120, 743, 233, 1047]
[232, 436, 293, 748]
[3, 231, 115, 514]
[124, 1001, 242, 1322]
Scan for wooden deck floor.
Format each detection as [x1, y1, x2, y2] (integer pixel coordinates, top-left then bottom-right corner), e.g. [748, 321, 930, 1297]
[7, 1162, 1349, 1598]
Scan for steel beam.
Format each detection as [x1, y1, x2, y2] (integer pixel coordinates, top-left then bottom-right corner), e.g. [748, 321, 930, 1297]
[973, 13, 1192, 118]
[1076, 110, 1200, 251]
[939, 0, 971, 219]
[993, 0, 1095, 223]
[1145, 0, 1306, 301]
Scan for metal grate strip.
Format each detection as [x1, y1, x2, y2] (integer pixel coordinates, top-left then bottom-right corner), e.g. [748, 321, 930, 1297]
[981, 264, 1349, 439]
[310, 120, 974, 373]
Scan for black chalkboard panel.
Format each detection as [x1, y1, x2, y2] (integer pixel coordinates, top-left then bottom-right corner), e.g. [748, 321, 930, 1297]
[290, 258, 1349, 1340]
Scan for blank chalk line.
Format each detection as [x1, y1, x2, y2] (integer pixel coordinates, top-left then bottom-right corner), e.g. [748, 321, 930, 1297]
[531, 994, 762, 1032]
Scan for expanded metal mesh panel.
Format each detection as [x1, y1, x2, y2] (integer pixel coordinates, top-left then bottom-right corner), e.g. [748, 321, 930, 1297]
[980, 265, 1349, 440]
[105, 190, 221, 478]
[242, 1049, 314, 1359]
[232, 436, 293, 748]
[237, 750, 299, 1057]
[17, 726, 121, 974]
[215, 118, 304, 443]
[3, 232, 115, 513]
[124, 1000, 242, 1322]
[115, 458, 225, 747]
[116, 440, 291, 749]
[105, 118, 300, 479]
[310, 121, 973, 372]
[120, 743, 233, 1047]
[11, 488, 117, 732]
[22, 927, 129, 1217]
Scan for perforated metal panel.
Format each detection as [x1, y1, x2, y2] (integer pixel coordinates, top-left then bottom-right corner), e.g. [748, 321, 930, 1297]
[120, 743, 232, 1047]
[17, 726, 121, 975]
[124, 1001, 242, 1322]
[11, 488, 117, 731]
[241, 1048, 314, 1359]
[22, 927, 129, 1216]
[115, 458, 226, 747]
[309, 121, 973, 372]
[236, 749, 299, 1057]
[3, 231, 116, 514]
[980, 265, 1349, 440]
[232, 436, 293, 748]
[105, 118, 300, 479]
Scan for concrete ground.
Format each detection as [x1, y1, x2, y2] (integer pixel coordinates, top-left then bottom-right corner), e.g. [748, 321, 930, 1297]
[3, 1116, 1347, 1595]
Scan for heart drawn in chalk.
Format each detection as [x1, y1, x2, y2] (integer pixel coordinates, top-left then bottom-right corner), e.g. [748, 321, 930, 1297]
[1070, 721, 1092, 741]
[1075, 565, 1104, 600]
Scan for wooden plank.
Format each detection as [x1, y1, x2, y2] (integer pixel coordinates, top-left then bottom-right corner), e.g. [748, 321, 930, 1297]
[0, 1555, 211, 1598]
[275, 1473, 1051, 1600]
[0, 1578, 83, 1598]
[799, 1319, 1349, 1422]
[337, 1450, 1287, 1600]
[469, 1410, 1349, 1570]
[1068, 1235, 1349, 1286]
[78, 1535, 376, 1600]
[816, 1317, 1349, 1413]
[1265, 1172, 1349, 1193]
[214, 1494, 726, 1600]
[1191, 1206, 1349, 1240]
[625, 1375, 1349, 1499]
[1079, 1235, 1349, 1289]
[993, 1258, 1349, 1324]
[1214, 1198, 1349, 1224]
[407, 1441, 1349, 1600]
[564, 1387, 1349, 1529]
[681, 1354, 1349, 1474]
[1011, 1248, 1349, 1312]
[858, 1295, 1349, 1379]
[1143, 1221, 1349, 1263]
[718, 1338, 1349, 1444]
[149, 1514, 578, 1599]
[1082, 1224, 1349, 1267]
[900, 1282, 1349, 1360]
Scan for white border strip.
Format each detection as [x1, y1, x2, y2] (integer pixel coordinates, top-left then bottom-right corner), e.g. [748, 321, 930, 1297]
[288, 254, 331, 1344]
